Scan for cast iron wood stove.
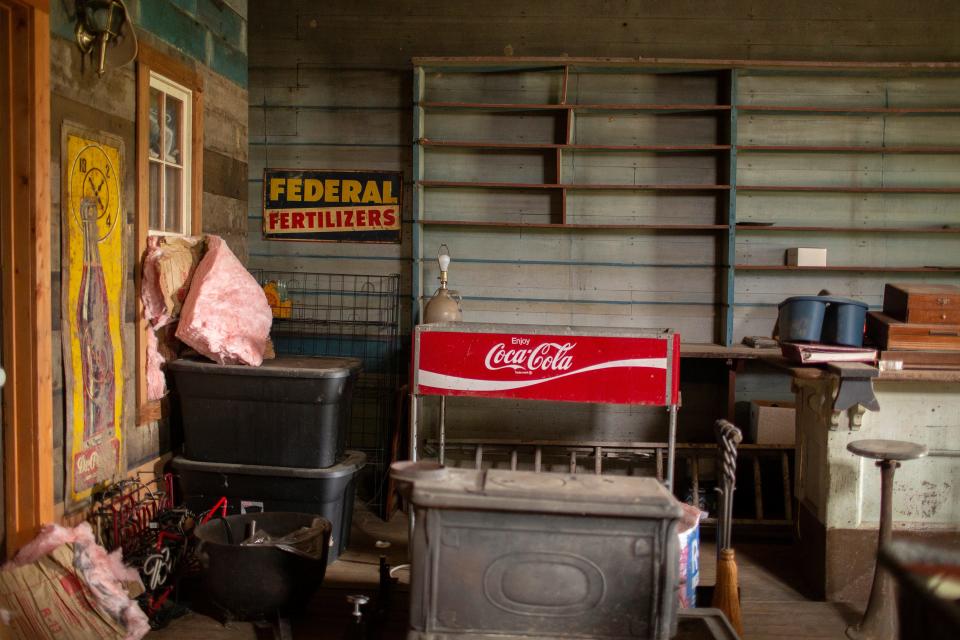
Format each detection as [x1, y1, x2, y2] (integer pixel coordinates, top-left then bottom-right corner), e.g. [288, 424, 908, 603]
[395, 464, 683, 639]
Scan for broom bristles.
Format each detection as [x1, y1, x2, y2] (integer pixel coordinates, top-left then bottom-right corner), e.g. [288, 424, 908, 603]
[712, 548, 744, 636]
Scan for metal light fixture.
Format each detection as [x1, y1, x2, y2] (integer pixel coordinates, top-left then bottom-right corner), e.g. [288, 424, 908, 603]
[423, 244, 463, 323]
[75, 0, 137, 76]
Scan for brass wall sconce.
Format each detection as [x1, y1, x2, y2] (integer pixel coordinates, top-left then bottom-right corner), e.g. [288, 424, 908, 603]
[75, 0, 138, 76]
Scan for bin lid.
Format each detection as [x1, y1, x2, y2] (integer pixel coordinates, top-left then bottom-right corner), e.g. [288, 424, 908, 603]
[172, 450, 366, 479]
[402, 467, 683, 519]
[779, 295, 867, 309]
[168, 355, 363, 378]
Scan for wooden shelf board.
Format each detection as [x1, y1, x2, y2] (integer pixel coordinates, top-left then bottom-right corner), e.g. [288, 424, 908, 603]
[568, 183, 730, 191]
[737, 145, 960, 154]
[736, 225, 960, 234]
[573, 103, 731, 113]
[420, 140, 561, 150]
[419, 139, 730, 152]
[737, 185, 960, 194]
[421, 101, 567, 111]
[421, 219, 728, 231]
[735, 265, 960, 273]
[569, 144, 730, 152]
[420, 101, 731, 113]
[420, 180, 730, 191]
[737, 105, 960, 115]
[413, 56, 960, 74]
[420, 180, 560, 190]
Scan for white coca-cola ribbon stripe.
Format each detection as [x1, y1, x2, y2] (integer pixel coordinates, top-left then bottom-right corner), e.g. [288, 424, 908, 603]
[419, 358, 667, 392]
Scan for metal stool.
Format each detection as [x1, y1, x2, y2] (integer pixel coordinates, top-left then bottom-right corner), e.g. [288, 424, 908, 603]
[846, 439, 928, 640]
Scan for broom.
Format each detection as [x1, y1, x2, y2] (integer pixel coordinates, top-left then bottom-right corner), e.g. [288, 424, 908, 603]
[712, 420, 744, 636]
[714, 548, 743, 635]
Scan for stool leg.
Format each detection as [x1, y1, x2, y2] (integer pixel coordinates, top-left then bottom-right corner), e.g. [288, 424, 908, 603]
[846, 459, 899, 640]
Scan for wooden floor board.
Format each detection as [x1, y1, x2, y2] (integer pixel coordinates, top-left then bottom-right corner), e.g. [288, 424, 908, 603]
[151, 506, 858, 639]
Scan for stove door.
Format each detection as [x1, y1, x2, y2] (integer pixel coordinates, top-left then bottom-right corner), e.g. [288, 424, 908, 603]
[427, 509, 669, 638]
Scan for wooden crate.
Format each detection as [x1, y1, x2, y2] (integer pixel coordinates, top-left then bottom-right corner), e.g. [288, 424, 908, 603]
[883, 283, 960, 324]
[867, 311, 960, 351]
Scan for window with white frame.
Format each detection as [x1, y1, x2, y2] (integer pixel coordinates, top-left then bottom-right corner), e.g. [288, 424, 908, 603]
[148, 73, 192, 235]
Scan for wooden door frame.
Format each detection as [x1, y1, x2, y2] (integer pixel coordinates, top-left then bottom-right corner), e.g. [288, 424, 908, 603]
[0, 0, 52, 556]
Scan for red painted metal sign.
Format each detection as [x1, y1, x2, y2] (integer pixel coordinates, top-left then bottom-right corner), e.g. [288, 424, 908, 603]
[415, 328, 680, 405]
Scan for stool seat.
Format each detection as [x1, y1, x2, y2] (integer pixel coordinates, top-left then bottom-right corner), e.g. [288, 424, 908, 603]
[847, 439, 928, 462]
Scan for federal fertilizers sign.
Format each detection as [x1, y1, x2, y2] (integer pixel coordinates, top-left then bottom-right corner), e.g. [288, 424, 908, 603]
[263, 169, 402, 242]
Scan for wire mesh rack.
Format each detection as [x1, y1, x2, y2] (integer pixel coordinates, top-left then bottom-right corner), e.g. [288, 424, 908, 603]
[252, 270, 402, 516]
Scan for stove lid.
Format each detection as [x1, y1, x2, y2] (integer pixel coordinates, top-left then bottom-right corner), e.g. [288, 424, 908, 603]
[406, 467, 683, 519]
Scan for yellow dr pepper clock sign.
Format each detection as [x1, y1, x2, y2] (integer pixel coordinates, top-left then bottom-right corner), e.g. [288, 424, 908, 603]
[61, 124, 125, 506]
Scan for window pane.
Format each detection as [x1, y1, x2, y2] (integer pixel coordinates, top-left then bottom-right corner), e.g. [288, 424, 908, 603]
[149, 88, 162, 159]
[164, 94, 182, 165]
[149, 161, 161, 230]
[165, 165, 182, 232]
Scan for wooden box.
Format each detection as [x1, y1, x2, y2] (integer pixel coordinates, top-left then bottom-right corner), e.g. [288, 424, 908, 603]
[883, 284, 960, 324]
[866, 311, 960, 351]
[786, 247, 827, 267]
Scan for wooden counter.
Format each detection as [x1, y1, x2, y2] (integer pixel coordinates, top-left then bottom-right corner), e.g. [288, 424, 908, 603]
[680, 342, 780, 359]
[789, 366, 960, 603]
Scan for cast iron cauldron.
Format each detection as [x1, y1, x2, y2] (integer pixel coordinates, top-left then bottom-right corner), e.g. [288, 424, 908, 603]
[194, 512, 331, 619]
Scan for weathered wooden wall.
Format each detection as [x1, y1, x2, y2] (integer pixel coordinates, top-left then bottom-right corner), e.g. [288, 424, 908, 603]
[248, 0, 960, 325]
[50, 1, 248, 506]
[247, 2, 960, 446]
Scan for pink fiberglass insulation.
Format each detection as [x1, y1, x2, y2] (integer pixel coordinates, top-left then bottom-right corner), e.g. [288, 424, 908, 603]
[72, 533, 150, 640]
[5, 522, 149, 640]
[5, 523, 79, 568]
[145, 328, 167, 400]
[141, 236, 204, 329]
[140, 236, 166, 327]
[175, 235, 272, 366]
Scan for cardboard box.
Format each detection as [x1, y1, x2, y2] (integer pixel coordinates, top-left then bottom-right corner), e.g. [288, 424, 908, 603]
[786, 247, 827, 267]
[749, 400, 796, 445]
[0, 544, 128, 639]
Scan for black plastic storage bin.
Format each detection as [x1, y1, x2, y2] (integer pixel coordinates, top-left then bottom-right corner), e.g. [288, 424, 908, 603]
[173, 450, 365, 564]
[169, 355, 362, 468]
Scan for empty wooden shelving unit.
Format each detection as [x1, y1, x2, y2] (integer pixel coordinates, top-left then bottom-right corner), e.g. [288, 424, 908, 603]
[412, 58, 960, 346]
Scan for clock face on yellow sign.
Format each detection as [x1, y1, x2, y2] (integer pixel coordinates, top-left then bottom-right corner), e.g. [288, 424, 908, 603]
[68, 141, 121, 241]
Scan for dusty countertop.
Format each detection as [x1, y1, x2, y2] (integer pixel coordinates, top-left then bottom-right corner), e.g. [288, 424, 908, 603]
[768, 358, 960, 383]
[681, 342, 960, 381]
[680, 342, 780, 359]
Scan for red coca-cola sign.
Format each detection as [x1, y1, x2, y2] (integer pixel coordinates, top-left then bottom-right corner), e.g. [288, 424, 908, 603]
[415, 326, 679, 405]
